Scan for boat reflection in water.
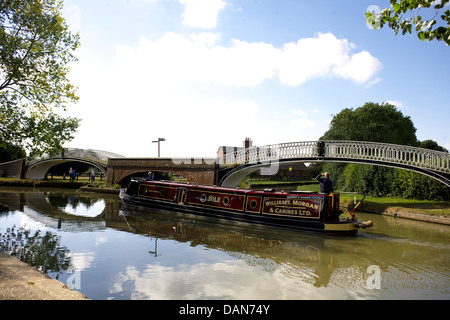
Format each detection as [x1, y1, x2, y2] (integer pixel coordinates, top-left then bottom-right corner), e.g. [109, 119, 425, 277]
[121, 210, 337, 288]
[1, 190, 353, 290]
[0, 189, 448, 299]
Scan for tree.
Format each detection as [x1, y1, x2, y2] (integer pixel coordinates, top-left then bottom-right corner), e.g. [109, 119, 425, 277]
[366, 0, 450, 46]
[0, 0, 80, 158]
[321, 102, 417, 145]
[418, 139, 449, 152]
[319, 102, 448, 200]
[0, 140, 25, 162]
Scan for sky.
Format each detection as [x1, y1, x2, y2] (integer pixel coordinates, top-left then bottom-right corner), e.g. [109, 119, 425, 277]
[61, 0, 450, 158]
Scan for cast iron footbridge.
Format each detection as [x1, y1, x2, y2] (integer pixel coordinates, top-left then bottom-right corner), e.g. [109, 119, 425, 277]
[218, 140, 450, 188]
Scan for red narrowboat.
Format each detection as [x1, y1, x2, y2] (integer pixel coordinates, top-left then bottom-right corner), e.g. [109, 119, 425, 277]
[121, 179, 372, 235]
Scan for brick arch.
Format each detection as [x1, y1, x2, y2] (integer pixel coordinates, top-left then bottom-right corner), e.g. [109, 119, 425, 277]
[114, 169, 190, 186]
[106, 158, 217, 187]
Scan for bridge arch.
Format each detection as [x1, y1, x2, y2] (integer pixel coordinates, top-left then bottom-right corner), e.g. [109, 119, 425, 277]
[106, 158, 217, 187]
[219, 141, 450, 188]
[25, 158, 108, 180]
[25, 148, 123, 180]
[113, 170, 190, 187]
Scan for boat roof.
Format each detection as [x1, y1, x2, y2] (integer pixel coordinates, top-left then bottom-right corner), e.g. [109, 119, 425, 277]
[135, 179, 324, 197]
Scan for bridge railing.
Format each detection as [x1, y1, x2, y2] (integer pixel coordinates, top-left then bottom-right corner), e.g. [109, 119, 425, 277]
[220, 140, 450, 174]
[276, 141, 321, 158]
[27, 148, 125, 166]
[325, 140, 450, 173]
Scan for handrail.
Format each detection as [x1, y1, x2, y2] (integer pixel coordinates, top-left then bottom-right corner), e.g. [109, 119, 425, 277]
[27, 148, 125, 166]
[219, 140, 450, 174]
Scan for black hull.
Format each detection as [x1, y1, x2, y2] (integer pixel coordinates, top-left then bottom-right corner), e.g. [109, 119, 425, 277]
[122, 193, 358, 236]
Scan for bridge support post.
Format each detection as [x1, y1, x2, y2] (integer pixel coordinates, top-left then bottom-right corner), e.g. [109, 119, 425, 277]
[318, 141, 326, 157]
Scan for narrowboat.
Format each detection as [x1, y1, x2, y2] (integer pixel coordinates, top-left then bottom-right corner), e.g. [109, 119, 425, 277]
[121, 179, 373, 236]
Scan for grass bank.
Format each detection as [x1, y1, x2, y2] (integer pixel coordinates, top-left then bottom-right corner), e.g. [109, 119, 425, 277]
[291, 179, 450, 225]
[0, 178, 121, 194]
[0, 177, 88, 189]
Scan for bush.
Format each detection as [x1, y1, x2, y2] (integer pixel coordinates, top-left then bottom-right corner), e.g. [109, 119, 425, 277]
[336, 164, 449, 201]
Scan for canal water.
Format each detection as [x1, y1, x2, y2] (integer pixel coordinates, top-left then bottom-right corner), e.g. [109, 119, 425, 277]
[0, 187, 448, 300]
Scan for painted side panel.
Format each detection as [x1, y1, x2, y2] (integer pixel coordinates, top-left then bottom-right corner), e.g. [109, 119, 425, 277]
[185, 189, 246, 212]
[138, 184, 177, 202]
[261, 196, 323, 219]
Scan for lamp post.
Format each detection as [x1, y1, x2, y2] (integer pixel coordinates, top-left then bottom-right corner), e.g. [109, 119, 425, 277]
[152, 138, 165, 157]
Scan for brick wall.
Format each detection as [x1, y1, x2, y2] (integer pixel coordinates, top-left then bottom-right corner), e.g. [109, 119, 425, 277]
[0, 159, 25, 179]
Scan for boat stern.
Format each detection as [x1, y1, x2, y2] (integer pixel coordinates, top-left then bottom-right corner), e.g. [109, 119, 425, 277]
[323, 220, 359, 235]
[323, 219, 373, 235]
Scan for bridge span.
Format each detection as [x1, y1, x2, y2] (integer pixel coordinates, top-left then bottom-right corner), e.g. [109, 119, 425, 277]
[106, 157, 217, 187]
[219, 140, 450, 188]
[2, 141, 448, 189]
[24, 148, 123, 180]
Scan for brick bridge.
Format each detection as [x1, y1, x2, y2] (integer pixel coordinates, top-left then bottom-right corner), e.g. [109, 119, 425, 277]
[106, 158, 218, 186]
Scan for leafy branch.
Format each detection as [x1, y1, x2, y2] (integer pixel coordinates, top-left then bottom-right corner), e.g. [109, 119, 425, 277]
[0, 0, 81, 158]
[367, 0, 450, 45]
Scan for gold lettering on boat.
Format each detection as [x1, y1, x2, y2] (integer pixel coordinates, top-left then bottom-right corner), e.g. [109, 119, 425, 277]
[207, 195, 221, 203]
[263, 197, 321, 218]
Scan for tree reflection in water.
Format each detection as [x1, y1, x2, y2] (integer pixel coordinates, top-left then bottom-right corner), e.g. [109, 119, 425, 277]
[0, 225, 71, 278]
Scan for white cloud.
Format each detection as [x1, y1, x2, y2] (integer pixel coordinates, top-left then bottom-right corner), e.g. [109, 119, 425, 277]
[364, 77, 382, 88]
[290, 109, 317, 129]
[108, 260, 347, 299]
[334, 50, 383, 84]
[179, 0, 227, 29]
[386, 100, 404, 108]
[291, 117, 317, 128]
[444, 141, 450, 151]
[66, 31, 383, 157]
[189, 32, 221, 47]
[116, 32, 278, 87]
[292, 109, 308, 117]
[112, 31, 381, 88]
[279, 33, 383, 86]
[68, 251, 95, 271]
